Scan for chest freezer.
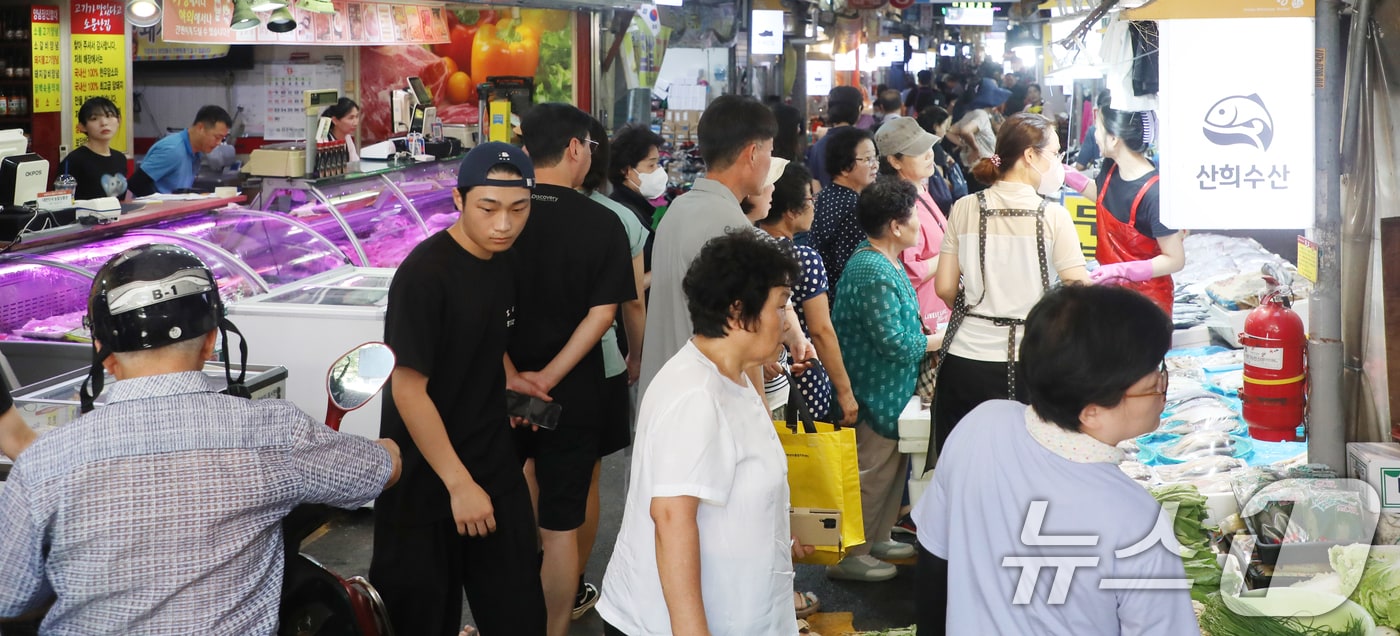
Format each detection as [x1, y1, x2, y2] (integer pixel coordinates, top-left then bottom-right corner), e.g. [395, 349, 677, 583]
[227, 265, 394, 443]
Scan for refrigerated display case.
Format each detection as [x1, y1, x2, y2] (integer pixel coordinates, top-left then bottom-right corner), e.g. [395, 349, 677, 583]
[0, 207, 352, 347]
[253, 157, 462, 268]
[228, 266, 395, 442]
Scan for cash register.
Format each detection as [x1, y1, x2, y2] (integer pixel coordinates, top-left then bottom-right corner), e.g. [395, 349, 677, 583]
[0, 129, 47, 210]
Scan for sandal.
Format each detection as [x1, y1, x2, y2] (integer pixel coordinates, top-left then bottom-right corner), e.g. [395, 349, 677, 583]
[794, 590, 820, 618]
[797, 618, 823, 636]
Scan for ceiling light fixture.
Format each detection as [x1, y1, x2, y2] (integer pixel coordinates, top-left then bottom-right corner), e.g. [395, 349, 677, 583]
[126, 0, 162, 28]
[297, 0, 336, 14]
[230, 0, 260, 30]
[266, 6, 297, 32]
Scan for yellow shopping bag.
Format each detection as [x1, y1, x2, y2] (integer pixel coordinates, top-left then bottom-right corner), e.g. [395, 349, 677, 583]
[774, 378, 865, 565]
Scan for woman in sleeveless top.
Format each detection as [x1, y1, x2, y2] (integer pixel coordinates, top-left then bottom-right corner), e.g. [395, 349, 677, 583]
[1073, 104, 1185, 315]
[929, 113, 1090, 463]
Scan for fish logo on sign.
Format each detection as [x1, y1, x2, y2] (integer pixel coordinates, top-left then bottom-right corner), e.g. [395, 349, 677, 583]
[1202, 94, 1274, 151]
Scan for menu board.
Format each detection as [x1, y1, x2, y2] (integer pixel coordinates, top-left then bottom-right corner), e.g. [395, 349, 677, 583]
[161, 0, 448, 45]
[265, 64, 344, 140]
[29, 6, 61, 113]
[71, 0, 128, 151]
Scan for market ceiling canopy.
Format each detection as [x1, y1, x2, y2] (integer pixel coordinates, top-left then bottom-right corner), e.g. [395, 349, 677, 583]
[159, 0, 451, 45]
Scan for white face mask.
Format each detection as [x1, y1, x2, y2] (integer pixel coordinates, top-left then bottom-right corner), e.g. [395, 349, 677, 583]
[634, 166, 669, 199]
[1032, 155, 1065, 197]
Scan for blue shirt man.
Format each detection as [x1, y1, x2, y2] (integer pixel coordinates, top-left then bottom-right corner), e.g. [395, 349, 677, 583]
[131, 105, 231, 195]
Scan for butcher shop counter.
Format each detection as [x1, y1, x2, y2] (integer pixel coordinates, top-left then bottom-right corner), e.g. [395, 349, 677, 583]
[248, 155, 465, 268]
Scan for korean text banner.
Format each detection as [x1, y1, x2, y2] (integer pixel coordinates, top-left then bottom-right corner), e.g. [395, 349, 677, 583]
[132, 23, 231, 60]
[71, 0, 128, 152]
[1158, 18, 1315, 230]
[160, 0, 450, 46]
[30, 6, 61, 113]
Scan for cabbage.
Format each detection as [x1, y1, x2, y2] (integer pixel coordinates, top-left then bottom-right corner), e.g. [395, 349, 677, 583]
[1330, 545, 1400, 627]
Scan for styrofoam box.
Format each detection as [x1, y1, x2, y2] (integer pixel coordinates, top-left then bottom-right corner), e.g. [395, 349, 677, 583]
[1171, 324, 1211, 350]
[1208, 298, 1310, 349]
[1348, 442, 1400, 509]
[898, 396, 931, 454]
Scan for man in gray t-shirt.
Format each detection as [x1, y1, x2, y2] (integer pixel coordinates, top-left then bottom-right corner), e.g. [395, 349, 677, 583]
[639, 96, 813, 401]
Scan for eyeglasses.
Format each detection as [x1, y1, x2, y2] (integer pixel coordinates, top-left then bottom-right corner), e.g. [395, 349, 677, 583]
[1042, 148, 1066, 163]
[1122, 362, 1169, 399]
[803, 196, 816, 206]
[855, 155, 879, 165]
[582, 138, 599, 153]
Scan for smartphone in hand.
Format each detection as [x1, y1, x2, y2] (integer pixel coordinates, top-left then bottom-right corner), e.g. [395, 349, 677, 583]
[505, 390, 562, 430]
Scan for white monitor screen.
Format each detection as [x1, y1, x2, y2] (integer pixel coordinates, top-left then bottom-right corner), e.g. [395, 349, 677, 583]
[945, 7, 994, 26]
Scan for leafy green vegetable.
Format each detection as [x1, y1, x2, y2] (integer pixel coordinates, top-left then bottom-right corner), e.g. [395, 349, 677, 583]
[1152, 484, 1223, 602]
[1334, 546, 1400, 628]
[1198, 593, 1369, 636]
[534, 28, 572, 104]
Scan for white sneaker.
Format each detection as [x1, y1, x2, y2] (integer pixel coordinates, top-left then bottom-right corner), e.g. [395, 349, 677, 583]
[825, 554, 898, 582]
[870, 539, 916, 561]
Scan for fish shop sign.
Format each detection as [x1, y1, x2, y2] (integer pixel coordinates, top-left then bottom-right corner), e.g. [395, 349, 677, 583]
[1157, 17, 1315, 230]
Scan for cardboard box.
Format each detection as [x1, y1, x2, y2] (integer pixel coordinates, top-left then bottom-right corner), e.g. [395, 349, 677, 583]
[898, 396, 930, 454]
[1347, 442, 1400, 509]
[661, 109, 703, 143]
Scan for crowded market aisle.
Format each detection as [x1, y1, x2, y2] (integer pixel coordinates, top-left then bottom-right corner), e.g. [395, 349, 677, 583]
[300, 450, 920, 634]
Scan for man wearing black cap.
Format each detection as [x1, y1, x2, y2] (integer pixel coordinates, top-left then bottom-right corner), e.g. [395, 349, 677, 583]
[807, 85, 864, 188]
[369, 141, 547, 636]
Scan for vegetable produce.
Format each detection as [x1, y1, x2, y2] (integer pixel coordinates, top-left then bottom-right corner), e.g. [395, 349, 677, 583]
[1151, 484, 1223, 602]
[1331, 546, 1400, 629]
[534, 27, 574, 103]
[1198, 592, 1369, 636]
[471, 20, 541, 82]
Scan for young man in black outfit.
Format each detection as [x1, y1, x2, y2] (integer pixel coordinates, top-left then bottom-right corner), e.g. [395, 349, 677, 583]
[369, 142, 546, 636]
[511, 103, 635, 636]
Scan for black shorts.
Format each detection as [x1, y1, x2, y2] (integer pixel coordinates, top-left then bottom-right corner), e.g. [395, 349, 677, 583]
[598, 372, 632, 458]
[515, 378, 605, 531]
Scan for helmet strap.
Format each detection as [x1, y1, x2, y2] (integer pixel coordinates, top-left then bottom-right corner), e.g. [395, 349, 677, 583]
[79, 345, 112, 414]
[219, 318, 251, 399]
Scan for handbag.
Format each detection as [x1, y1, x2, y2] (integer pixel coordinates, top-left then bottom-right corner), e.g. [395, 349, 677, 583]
[774, 376, 865, 565]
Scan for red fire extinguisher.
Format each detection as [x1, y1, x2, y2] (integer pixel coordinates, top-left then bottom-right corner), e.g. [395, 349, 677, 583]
[1239, 288, 1306, 442]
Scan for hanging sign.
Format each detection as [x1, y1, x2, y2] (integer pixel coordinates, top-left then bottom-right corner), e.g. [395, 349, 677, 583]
[749, 10, 784, 56]
[1126, 0, 1313, 19]
[132, 23, 231, 60]
[71, 0, 128, 152]
[29, 6, 61, 113]
[1157, 18, 1314, 230]
[160, 0, 449, 45]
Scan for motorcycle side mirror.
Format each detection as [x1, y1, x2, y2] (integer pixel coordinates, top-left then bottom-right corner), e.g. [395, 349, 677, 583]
[325, 342, 396, 431]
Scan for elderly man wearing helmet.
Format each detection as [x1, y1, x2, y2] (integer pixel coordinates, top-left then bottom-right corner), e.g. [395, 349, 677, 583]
[0, 244, 401, 634]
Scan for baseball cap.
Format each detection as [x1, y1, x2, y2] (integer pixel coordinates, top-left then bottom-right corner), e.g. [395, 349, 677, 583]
[828, 85, 863, 107]
[874, 117, 940, 159]
[764, 157, 791, 189]
[456, 141, 536, 189]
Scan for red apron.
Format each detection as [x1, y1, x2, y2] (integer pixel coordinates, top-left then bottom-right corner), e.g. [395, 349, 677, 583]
[1095, 163, 1173, 315]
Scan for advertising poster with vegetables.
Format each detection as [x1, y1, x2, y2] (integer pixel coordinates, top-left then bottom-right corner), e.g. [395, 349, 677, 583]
[360, 6, 573, 143]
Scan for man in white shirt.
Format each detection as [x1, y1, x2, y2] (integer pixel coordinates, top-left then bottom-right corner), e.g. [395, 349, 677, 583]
[912, 283, 1199, 635]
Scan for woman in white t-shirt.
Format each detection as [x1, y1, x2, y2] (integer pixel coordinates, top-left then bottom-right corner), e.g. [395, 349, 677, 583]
[597, 230, 814, 636]
[929, 112, 1090, 466]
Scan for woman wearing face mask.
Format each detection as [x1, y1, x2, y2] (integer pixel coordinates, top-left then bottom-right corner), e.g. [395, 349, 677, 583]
[928, 113, 1090, 465]
[1071, 105, 1184, 315]
[610, 125, 670, 289]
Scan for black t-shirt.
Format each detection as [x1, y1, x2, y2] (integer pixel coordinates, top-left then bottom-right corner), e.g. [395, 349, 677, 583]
[1095, 159, 1174, 238]
[377, 231, 524, 522]
[62, 146, 128, 200]
[507, 184, 635, 398]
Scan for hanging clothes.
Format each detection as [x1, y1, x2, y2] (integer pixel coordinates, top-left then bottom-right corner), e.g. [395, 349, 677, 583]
[1095, 162, 1173, 315]
[1101, 18, 1158, 111]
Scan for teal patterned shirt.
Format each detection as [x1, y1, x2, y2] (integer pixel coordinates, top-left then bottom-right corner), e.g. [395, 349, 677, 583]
[831, 242, 926, 439]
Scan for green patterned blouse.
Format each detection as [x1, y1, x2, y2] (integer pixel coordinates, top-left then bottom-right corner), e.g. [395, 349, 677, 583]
[831, 242, 926, 439]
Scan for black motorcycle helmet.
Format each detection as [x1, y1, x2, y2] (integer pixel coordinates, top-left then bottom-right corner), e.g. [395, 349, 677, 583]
[80, 243, 251, 412]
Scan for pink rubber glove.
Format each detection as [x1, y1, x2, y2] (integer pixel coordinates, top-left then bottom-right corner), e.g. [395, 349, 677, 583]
[1090, 260, 1155, 285]
[1063, 167, 1091, 193]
